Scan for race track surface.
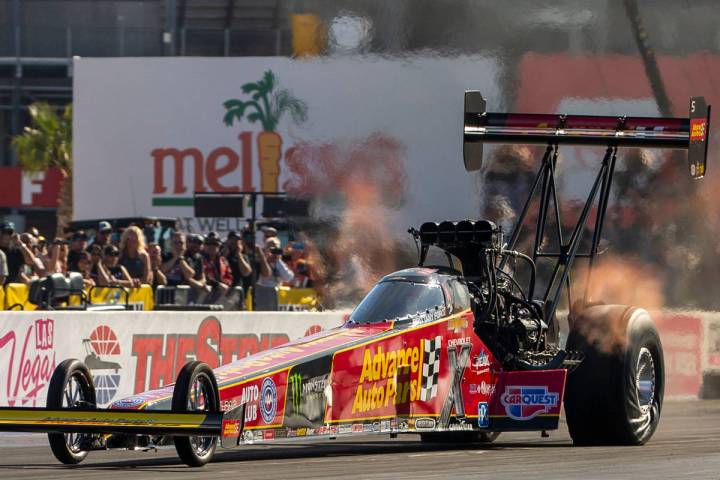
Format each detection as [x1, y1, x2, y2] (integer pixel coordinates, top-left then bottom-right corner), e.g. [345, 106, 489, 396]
[0, 400, 718, 480]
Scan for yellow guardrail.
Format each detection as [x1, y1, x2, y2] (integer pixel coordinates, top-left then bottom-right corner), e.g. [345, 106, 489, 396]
[2, 283, 154, 311]
[2, 283, 318, 312]
[278, 286, 321, 311]
[243, 286, 321, 312]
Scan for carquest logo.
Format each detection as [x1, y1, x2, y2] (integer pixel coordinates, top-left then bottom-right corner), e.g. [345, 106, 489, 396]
[260, 377, 278, 424]
[500, 386, 559, 421]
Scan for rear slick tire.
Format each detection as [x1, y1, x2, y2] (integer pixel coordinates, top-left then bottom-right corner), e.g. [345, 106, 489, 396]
[172, 361, 220, 467]
[564, 305, 664, 445]
[46, 359, 96, 465]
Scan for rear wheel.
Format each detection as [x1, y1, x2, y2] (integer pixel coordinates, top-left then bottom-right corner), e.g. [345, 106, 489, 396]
[46, 359, 96, 464]
[565, 305, 664, 445]
[172, 361, 219, 467]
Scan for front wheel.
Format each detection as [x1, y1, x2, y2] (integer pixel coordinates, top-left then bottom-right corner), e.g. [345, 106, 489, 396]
[46, 359, 97, 464]
[565, 305, 664, 445]
[172, 361, 219, 467]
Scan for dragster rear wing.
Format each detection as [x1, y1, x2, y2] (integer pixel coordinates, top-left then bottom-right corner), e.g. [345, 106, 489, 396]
[463, 91, 711, 179]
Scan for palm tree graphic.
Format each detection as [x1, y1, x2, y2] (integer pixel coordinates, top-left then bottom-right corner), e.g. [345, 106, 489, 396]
[223, 70, 308, 192]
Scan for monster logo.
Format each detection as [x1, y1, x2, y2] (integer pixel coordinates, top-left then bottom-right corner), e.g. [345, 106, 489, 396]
[284, 357, 332, 427]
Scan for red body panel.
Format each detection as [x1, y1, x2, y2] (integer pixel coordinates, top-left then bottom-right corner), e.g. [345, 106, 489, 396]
[113, 308, 567, 443]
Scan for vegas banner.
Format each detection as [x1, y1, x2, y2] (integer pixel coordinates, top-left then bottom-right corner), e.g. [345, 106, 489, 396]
[72, 56, 501, 234]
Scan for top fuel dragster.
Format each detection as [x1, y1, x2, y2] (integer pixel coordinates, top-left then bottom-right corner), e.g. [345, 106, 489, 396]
[0, 92, 710, 466]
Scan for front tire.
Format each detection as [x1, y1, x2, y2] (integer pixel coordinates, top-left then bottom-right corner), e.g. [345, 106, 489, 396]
[565, 305, 664, 445]
[46, 359, 96, 464]
[172, 361, 219, 467]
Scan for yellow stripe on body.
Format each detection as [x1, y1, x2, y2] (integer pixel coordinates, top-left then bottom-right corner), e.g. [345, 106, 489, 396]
[0, 409, 209, 428]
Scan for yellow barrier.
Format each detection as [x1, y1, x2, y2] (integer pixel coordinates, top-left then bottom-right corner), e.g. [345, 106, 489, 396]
[88, 285, 154, 311]
[3, 283, 313, 312]
[278, 286, 321, 311]
[245, 286, 321, 311]
[2, 283, 154, 311]
[4, 283, 36, 311]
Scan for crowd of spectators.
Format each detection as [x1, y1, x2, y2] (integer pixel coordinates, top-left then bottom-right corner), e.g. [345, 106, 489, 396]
[0, 219, 317, 307]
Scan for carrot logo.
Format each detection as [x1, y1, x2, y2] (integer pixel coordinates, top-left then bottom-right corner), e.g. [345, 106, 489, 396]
[223, 70, 308, 192]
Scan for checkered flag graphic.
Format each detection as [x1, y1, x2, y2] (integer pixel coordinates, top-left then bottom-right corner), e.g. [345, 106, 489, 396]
[421, 336, 442, 401]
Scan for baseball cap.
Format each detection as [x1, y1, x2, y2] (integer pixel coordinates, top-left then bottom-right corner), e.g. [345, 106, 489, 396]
[205, 237, 221, 246]
[188, 233, 204, 244]
[227, 230, 239, 239]
[98, 221, 112, 232]
[204, 231, 221, 245]
[72, 230, 88, 241]
[262, 226, 278, 237]
[0, 221, 15, 233]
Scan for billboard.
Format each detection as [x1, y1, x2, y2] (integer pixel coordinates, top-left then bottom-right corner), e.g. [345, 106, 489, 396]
[0, 311, 345, 407]
[72, 56, 500, 234]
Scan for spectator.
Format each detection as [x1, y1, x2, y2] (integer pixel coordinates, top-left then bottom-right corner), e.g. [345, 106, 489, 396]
[76, 251, 96, 289]
[67, 230, 88, 272]
[88, 244, 103, 283]
[89, 221, 113, 250]
[289, 259, 313, 288]
[240, 227, 271, 292]
[202, 233, 233, 303]
[142, 219, 158, 245]
[161, 232, 206, 290]
[26, 226, 40, 238]
[118, 225, 152, 286]
[224, 231, 252, 286]
[35, 235, 50, 269]
[0, 221, 37, 285]
[0, 248, 6, 285]
[147, 242, 167, 287]
[46, 238, 69, 274]
[18, 233, 46, 281]
[98, 245, 134, 288]
[262, 226, 278, 242]
[257, 237, 294, 287]
[187, 234, 204, 257]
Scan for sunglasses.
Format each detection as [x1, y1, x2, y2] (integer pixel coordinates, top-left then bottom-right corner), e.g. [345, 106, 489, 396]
[106, 252, 120, 257]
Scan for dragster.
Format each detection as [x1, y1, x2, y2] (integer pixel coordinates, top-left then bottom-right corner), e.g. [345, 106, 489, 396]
[0, 92, 710, 467]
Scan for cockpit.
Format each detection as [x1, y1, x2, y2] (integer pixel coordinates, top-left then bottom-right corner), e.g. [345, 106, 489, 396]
[348, 280, 446, 325]
[348, 268, 459, 325]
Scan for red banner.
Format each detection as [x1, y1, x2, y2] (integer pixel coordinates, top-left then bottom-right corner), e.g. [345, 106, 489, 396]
[0, 167, 62, 208]
[656, 313, 703, 397]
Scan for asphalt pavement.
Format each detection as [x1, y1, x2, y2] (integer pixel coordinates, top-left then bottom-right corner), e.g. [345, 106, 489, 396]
[0, 400, 718, 480]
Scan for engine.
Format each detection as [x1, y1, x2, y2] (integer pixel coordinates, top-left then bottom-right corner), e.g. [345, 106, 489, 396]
[415, 219, 552, 369]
